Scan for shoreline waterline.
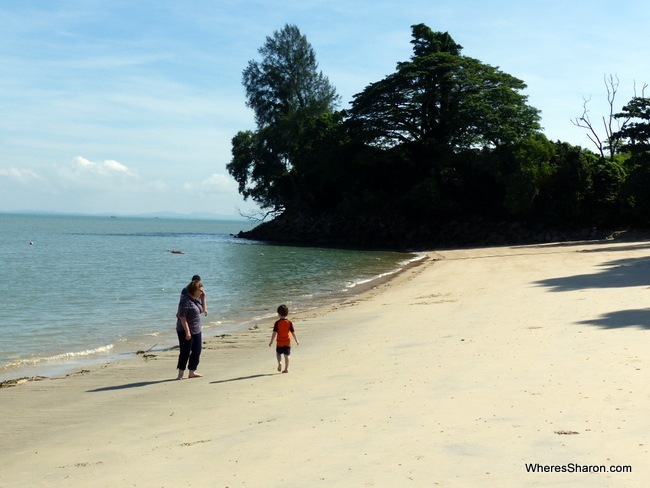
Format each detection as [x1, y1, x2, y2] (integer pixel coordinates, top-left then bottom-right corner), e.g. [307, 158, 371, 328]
[0, 251, 428, 385]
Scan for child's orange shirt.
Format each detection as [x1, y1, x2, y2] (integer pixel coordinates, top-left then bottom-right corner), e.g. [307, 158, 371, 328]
[273, 318, 294, 347]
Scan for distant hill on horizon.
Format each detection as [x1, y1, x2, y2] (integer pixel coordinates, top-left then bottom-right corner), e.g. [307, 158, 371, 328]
[1, 209, 249, 221]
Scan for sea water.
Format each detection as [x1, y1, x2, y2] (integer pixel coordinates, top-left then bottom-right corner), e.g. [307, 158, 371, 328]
[0, 213, 418, 381]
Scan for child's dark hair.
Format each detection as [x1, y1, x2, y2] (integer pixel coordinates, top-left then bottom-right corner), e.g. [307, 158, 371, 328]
[277, 304, 289, 317]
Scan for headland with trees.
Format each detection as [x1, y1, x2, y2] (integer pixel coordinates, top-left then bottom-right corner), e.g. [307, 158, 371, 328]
[227, 24, 650, 249]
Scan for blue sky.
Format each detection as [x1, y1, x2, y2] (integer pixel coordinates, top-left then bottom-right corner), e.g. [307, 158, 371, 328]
[1, 0, 648, 217]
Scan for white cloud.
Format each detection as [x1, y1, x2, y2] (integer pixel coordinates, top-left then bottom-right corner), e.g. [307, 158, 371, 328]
[0, 167, 42, 182]
[183, 173, 238, 195]
[69, 156, 138, 178]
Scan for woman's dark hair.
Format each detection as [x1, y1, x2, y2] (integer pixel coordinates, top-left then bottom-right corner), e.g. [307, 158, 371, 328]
[186, 280, 202, 296]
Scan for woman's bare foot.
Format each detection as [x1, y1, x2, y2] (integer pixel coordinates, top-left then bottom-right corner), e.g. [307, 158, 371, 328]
[277, 364, 282, 372]
[188, 371, 203, 378]
[176, 370, 184, 380]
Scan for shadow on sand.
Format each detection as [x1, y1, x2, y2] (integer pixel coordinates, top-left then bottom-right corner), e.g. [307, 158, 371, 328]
[86, 373, 277, 392]
[515, 239, 650, 254]
[532, 252, 650, 330]
[86, 379, 178, 392]
[210, 374, 275, 384]
[578, 308, 650, 330]
[533, 256, 650, 292]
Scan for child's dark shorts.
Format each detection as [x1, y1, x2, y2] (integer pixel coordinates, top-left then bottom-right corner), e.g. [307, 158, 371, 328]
[276, 346, 291, 356]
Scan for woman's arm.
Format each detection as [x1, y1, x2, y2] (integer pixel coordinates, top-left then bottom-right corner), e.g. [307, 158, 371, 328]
[180, 316, 191, 340]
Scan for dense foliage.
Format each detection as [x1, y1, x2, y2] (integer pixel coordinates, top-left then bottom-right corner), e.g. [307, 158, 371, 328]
[228, 24, 340, 213]
[228, 23, 650, 248]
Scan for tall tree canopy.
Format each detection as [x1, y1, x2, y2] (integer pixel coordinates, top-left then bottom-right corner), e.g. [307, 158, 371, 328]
[228, 24, 340, 212]
[615, 96, 650, 161]
[347, 24, 541, 151]
[242, 24, 340, 129]
[614, 95, 650, 221]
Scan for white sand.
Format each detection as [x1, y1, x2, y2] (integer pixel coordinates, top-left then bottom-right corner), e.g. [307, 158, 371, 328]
[2, 239, 649, 487]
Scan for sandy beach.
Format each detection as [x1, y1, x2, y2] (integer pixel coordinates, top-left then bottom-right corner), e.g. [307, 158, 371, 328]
[2, 239, 649, 487]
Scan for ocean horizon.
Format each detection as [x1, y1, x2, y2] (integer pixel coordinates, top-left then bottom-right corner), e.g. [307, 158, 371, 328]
[0, 213, 419, 381]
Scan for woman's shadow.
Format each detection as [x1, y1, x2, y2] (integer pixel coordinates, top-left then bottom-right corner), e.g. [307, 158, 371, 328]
[86, 373, 276, 392]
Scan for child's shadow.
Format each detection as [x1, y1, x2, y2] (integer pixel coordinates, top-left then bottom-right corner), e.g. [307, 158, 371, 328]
[210, 374, 275, 384]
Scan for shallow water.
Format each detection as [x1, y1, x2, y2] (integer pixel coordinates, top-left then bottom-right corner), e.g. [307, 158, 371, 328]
[0, 213, 417, 380]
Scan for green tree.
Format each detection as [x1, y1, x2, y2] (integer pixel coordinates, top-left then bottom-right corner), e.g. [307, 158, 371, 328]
[228, 24, 340, 213]
[341, 24, 543, 229]
[615, 94, 650, 222]
[498, 134, 554, 217]
[228, 130, 290, 211]
[615, 94, 650, 162]
[347, 24, 541, 152]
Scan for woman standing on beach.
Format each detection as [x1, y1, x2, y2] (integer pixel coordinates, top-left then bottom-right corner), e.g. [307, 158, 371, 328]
[176, 280, 204, 379]
[180, 274, 207, 316]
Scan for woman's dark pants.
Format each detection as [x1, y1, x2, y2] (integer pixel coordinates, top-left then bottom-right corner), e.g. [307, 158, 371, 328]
[177, 330, 202, 371]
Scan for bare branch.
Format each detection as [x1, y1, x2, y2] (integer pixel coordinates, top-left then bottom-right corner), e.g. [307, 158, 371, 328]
[237, 206, 284, 223]
[632, 81, 648, 98]
[572, 95, 605, 158]
[572, 74, 635, 161]
[603, 74, 619, 140]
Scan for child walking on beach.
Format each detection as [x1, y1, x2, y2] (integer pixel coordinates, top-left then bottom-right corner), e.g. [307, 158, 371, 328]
[269, 304, 299, 373]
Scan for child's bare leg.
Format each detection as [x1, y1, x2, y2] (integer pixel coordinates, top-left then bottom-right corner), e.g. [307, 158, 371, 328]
[276, 351, 282, 371]
[283, 355, 290, 373]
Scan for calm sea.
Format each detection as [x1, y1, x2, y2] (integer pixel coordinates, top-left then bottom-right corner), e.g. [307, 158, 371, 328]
[0, 213, 418, 381]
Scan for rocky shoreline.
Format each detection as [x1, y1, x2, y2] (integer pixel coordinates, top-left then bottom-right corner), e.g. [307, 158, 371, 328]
[236, 212, 637, 250]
